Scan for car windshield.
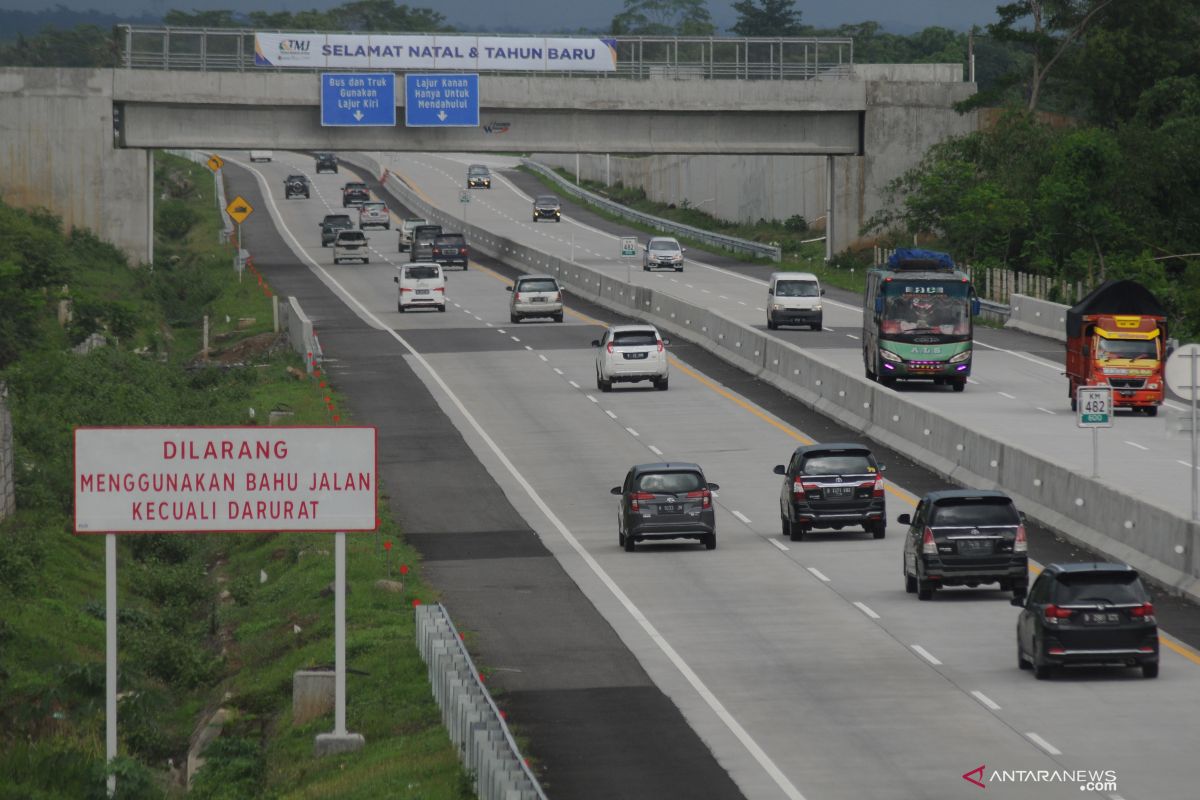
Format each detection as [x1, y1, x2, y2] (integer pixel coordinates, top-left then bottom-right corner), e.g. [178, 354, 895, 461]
[518, 279, 558, 293]
[636, 472, 703, 493]
[931, 498, 1019, 527]
[287, 175, 305, 182]
[1055, 573, 1147, 605]
[649, 240, 679, 251]
[776, 281, 820, 298]
[324, 216, 351, 225]
[801, 454, 874, 475]
[436, 235, 465, 245]
[1096, 338, 1158, 360]
[338, 232, 365, 242]
[612, 330, 658, 347]
[405, 266, 440, 280]
[362, 202, 384, 211]
[469, 166, 488, 174]
[345, 184, 366, 190]
[536, 196, 559, 206]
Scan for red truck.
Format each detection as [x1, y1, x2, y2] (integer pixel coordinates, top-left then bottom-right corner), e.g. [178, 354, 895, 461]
[1066, 279, 1167, 416]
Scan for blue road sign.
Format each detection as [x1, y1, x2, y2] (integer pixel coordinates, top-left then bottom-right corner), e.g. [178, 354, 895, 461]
[321, 73, 396, 127]
[405, 74, 480, 127]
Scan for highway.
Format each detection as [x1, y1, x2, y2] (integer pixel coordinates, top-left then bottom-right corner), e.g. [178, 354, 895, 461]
[373, 153, 1196, 529]
[223, 151, 1199, 800]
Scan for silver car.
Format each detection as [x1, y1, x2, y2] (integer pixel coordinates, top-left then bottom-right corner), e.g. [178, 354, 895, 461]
[333, 230, 369, 264]
[507, 274, 564, 323]
[643, 237, 685, 272]
[359, 201, 390, 230]
[592, 324, 670, 392]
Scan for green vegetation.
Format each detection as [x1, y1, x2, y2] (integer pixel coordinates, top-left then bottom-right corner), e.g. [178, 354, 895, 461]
[0, 153, 465, 798]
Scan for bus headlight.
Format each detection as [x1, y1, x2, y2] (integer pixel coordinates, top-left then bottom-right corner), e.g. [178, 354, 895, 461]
[880, 349, 902, 363]
[949, 350, 972, 363]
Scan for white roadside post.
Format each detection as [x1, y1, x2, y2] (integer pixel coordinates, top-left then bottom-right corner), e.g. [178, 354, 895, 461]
[1076, 385, 1113, 478]
[459, 188, 469, 226]
[621, 236, 638, 287]
[75, 425, 379, 788]
[1165, 344, 1200, 521]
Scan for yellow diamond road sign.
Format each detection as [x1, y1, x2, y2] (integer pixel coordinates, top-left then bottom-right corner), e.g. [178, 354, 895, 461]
[226, 196, 253, 225]
[206, 154, 224, 172]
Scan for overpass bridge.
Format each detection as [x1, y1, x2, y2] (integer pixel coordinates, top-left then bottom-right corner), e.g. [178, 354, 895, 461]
[0, 28, 973, 261]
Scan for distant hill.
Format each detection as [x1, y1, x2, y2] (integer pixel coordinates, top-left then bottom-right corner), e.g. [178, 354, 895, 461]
[0, 7, 161, 40]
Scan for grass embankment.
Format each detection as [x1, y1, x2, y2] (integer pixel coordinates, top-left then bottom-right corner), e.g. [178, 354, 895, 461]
[519, 164, 875, 293]
[0, 153, 466, 799]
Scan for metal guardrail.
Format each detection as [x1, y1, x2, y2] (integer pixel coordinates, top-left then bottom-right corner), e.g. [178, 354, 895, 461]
[117, 26, 853, 80]
[416, 603, 546, 800]
[521, 159, 782, 262]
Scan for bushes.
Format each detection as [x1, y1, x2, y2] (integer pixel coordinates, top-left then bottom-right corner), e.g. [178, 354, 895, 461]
[158, 199, 199, 241]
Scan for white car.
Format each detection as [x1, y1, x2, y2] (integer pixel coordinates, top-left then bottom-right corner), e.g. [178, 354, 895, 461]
[398, 217, 428, 252]
[643, 236, 685, 271]
[592, 324, 670, 392]
[394, 262, 446, 312]
[333, 230, 369, 264]
[248, 150, 273, 162]
[766, 271, 824, 330]
[359, 201, 390, 230]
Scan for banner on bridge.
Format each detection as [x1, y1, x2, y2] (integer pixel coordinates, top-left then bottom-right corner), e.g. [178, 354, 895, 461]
[255, 33, 617, 72]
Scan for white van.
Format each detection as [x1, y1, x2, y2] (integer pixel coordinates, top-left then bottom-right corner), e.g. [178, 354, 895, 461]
[767, 272, 824, 331]
[394, 262, 446, 313]
[248, 150, 273, 162]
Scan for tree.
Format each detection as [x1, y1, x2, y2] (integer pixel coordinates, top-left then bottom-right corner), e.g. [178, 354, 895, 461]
[730, 0, 807, 37]
[611, 0, 716, 36]
[162, 10, 242, 28]
[988, 0, 1117, 112]
[0, 24, 119, 67]
[327, 0, 447, 32]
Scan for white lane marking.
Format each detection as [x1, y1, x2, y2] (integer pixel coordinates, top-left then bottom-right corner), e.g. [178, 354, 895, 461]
[1178, 460, 1194, 469]
[719, 294, 728, 300]
[462, 307, 469, 313]
[452, 302, 461, 308]
[998, 391, 1016, 399]
[846, 333, 859, 340]
[1025, 732, 1062, 756]
[605, 409, 618, 419]
[731, 510, 751, 525]
[970, 690, 1001, 711]
[967, 377, 980, 384]
[539, 354, 549, 362]
[553, 367, 564, 374]
[525, 345, 533, 351]
[853, 602, 880, 620]
[755, 307, 766, 312]
[806, 567, 830, 582]
[486, 322, 494, 327]
[823, 327, 835, 332]
[1124, 440, 1148, 451]
[911, 645, 942, 665]
[625, 427, 639, 437]
[568, 380, 580, 388]
[769, 539, 789, 552]
[511, 336, 521, 342]
[1036, 407, 1056, 415]
[648, 445, 664, 456]
[498, 328, 507, 334]
[244, 157, 812, 800]
[473, 315, 482, 321]
[586, 394, 599, 403]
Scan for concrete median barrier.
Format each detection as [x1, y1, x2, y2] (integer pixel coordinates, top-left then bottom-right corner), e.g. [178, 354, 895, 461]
[1006, 293, 1067, 341]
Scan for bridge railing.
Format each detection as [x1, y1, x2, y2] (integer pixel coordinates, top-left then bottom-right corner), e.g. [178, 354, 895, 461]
[116, 26, 853, 79]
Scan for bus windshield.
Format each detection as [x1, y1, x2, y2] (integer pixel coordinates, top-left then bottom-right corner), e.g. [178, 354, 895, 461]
[880, 281, 970, 336]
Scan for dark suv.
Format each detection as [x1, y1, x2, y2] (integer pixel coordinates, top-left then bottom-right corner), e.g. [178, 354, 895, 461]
[284, 174, 310, 199]
[1016, 563, 1158, 679]
[533, 195, 561, 222]
[315, 152, 338, 174]
[319, 213, 353, 247]
[612, 463, 719, 552]
[774, 444, 885, 541]
[342, 181, 369, 207]
[899, 489, 1028, 601]
[431, 234, 468, 270]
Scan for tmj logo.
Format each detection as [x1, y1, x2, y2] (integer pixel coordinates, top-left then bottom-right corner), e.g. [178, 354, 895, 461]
[279, 39, 311, 54]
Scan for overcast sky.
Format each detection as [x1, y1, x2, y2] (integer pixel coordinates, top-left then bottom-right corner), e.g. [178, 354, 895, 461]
[2, 1, 1001, 34]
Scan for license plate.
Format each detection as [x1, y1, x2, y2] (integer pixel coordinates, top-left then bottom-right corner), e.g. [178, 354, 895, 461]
[416, 289, 430, 295]
[1084, 612, 1120, 625]
[957, 539, 991, 555]
[624, 352, 648, 360]
[531, 296, 545, 302]
[657, 504, 679, 514]
[823, 486, 853, 498]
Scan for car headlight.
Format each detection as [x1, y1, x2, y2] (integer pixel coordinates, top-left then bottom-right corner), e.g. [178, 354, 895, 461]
[948, 350, 971, 363]
[880, 349, 902, 363]
[813, 304, 822, 312]
[771, 303, 784, 311]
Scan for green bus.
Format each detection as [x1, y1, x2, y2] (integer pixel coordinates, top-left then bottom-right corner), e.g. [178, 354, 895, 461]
[862, 249, 980, 392]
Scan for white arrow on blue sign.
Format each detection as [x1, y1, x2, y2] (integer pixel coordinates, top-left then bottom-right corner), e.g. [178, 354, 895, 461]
[321, 73, 396, 127]
[405, 74, 480, 128]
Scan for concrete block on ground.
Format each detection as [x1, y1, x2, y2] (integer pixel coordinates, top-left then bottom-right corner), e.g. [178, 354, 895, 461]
[313, 732, 365, 757]
[292, 670, 335, 726]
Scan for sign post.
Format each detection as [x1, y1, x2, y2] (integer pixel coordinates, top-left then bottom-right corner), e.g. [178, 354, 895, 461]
[75, 426, 378, 787]
[1076, 385, 1113, 478]
[226, 195, 253, 253]
[459, 189, 470, 226]
[621, 236, 637, 286]
[1165, 344, 1200, 521]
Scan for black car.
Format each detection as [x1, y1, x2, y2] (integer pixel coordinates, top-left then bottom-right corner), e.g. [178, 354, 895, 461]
[342, 182, 369, 207]
[315, 152, 338, 174]
[900, 489, 1028, 601]
[431, 234, 468, 270]
[467, 164, 491, 189]
[410, 224, 443, 262]
[1016, 563, 1158, 679]
[774, 444, 885, 541]
[612, 463, 719, 552]
[319, 213, 353, 247]
[284, 174, 310, 199]
[533, 195, 561, 222]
